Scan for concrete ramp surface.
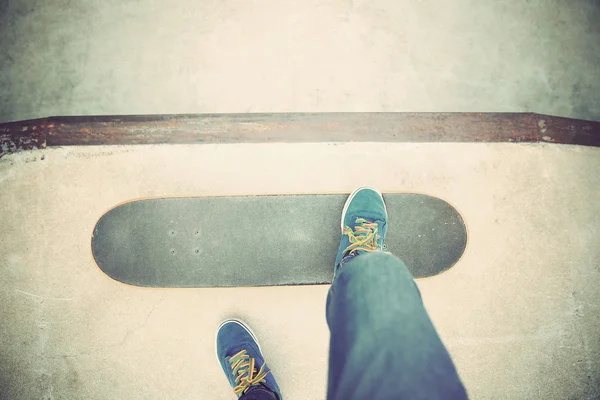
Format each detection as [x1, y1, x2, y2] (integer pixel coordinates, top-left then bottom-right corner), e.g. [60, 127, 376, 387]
[1, 142, 599, 399]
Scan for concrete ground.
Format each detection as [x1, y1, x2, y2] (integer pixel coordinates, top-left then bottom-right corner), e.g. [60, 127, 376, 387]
[2, 143, 600, 400]
[1, 0, 600, 122]
[1, 1, 600, 400]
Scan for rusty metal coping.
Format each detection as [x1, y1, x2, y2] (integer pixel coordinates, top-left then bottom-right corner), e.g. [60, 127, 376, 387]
[1, 113, 599, 158]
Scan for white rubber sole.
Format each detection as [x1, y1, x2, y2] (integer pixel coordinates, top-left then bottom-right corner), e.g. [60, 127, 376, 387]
[215, 318, 263, 364]
[340, 186, 388, 231]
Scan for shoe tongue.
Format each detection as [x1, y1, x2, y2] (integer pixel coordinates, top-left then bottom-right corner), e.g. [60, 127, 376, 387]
[244, 384, 279, 400]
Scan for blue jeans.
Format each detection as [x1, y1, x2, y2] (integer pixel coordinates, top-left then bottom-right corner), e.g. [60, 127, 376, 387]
[241, 251, 468, 400]
[326, 251, 468, 399]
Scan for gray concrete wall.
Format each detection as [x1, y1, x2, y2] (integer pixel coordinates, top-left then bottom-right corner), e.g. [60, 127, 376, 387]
[1, 0, 600, 122]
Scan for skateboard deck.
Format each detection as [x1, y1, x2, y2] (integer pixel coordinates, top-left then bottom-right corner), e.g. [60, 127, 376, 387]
[92, 194, 467, 287]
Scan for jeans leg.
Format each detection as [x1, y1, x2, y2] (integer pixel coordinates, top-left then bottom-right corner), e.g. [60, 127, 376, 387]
[326, 251, 468, 400]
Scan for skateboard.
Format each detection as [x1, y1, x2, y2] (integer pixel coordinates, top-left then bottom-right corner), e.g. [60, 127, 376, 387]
[91, 194, 467, 287]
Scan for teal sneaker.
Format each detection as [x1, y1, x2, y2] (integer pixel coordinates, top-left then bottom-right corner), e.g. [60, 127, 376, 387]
[216, 319, 282, 399]
[334, 187, 388, 273]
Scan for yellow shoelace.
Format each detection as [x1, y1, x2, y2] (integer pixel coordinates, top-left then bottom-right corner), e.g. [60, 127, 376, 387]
[229, 349, 270, 396]
[342, 217, 383, 256]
